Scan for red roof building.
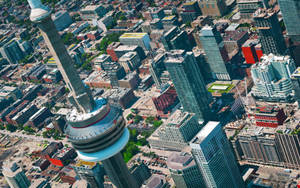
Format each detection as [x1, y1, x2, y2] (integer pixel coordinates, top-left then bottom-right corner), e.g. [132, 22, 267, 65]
[242, 40, 260, 64]
[254, 105, 286, 128]
[152, 85, 178, 118]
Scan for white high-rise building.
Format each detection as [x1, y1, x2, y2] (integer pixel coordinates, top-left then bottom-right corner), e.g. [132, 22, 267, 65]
[251, 54, 296, 102]
[190, 121, 245, 188]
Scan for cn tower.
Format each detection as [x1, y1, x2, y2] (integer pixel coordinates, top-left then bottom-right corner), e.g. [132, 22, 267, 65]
[27, 1, 138, 187]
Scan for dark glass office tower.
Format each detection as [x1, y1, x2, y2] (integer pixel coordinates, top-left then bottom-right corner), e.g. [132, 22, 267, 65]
[278, 0, 300, 43]
[200, 25, 230, 80]
[253, 8, 287, 55]
[164, 50, 212, 122]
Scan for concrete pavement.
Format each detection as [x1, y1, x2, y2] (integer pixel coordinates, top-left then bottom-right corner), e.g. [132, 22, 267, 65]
[0, 130, 69, 144]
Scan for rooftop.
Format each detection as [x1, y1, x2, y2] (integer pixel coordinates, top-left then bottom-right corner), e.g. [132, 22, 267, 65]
[166, 110, 194, 128]
[252, 54, 292, 69]
[255, 105, 281, 114]
[74, 160, 98, 169]
[120, 33, 147, 39]
[292, 67, 300, 78]
[191, 121, 220, 145]
[162, 15, 176, 21]
[242, 39, 259, 47]
[146, 174, 166, 188]
[119, 51, 137, 61]
[81, 5, 102, 11]
[253, 8, 276, 19]
[115, 45, 139, 51]
[223, 30, 248, 41]
[183, 1, 197, 5]
[167, 152, 195, 170]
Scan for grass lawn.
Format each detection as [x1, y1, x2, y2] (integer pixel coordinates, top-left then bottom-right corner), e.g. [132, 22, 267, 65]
[207, 83, 234, 94]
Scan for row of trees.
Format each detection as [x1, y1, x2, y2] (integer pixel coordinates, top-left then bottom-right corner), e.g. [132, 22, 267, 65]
[0, 123, 35, 133]
[42, 129, 62, 140]
[95, 33, 123, 53]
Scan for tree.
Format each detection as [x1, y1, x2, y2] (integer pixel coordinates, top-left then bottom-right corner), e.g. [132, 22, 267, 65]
[96, 33, 123, 52]
[129, 129, 138, 142]
[153, 120, 163, 128]
[0, 124, 5, 130]
[62, 33, 79, 45]
[146, 0, 156, 7]
[137, 137, 147, 146]
[126, 113, 134, 120]
[185, 22, 191, 27]
[6, 124, 17, 132]
[42, 131, 49, 138]
[24, 126, 35, 133]
[17, 124, 24, 130]
[134, 115, 143, 124]
[145, 116, 155, 124]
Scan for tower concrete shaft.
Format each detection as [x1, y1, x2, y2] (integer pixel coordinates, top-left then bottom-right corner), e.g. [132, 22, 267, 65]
[28, 0, 95, 113]
[102, 153, 139, 188]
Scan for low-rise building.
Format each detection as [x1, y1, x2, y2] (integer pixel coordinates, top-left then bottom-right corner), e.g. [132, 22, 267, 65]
[80, 5, 107, 20]
[145, 174, 168, 188]
[119, 52, 141, 73]
[119, 33, 151, 51]
[254, 105, 286, 127]
[223, 30, 249, 53]
[129, 162, 151, 187]
[102, 87, 136, 109]
[152, 85, 178, 118]
[73, 160, 104, 188]
[49, 147, 77, 167]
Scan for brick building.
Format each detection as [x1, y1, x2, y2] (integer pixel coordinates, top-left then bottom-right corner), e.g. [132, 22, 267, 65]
[152, 85, 178, 118]
[254, 105, 287, 127]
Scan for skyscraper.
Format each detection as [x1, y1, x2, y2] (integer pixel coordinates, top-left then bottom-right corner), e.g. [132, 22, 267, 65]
[167, 152, 206, 188]
[26, 1, 138, 188]
[251, 54, 296, 102]
[200, 25, 230, 80]
[2, 162, 31, 188]
[0, 40, 24, 64]
[253, 8, 286, 55]
[161, 27, 192, 51]
[277, 0, 300, 42]
[164, 50, 212, 122]
[190, 121, 245, 188]
[180, 1, 202, 24]
[198, 0, 227, 16]
[149, 52, 166, 89]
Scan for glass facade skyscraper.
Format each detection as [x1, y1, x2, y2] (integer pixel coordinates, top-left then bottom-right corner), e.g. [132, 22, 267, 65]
[200, 25, 230, 80]
[278, 0, 300, 42]
[165, 50, 212, 122]
[190, 121, 245, 188]
[253, 8, 287, 55]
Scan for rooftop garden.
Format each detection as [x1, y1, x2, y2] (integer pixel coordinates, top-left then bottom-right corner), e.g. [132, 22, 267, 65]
[207, 83, 234, 94]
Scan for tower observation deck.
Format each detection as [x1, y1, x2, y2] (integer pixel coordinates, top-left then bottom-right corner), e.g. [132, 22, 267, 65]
[26, 0, 138, 187]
